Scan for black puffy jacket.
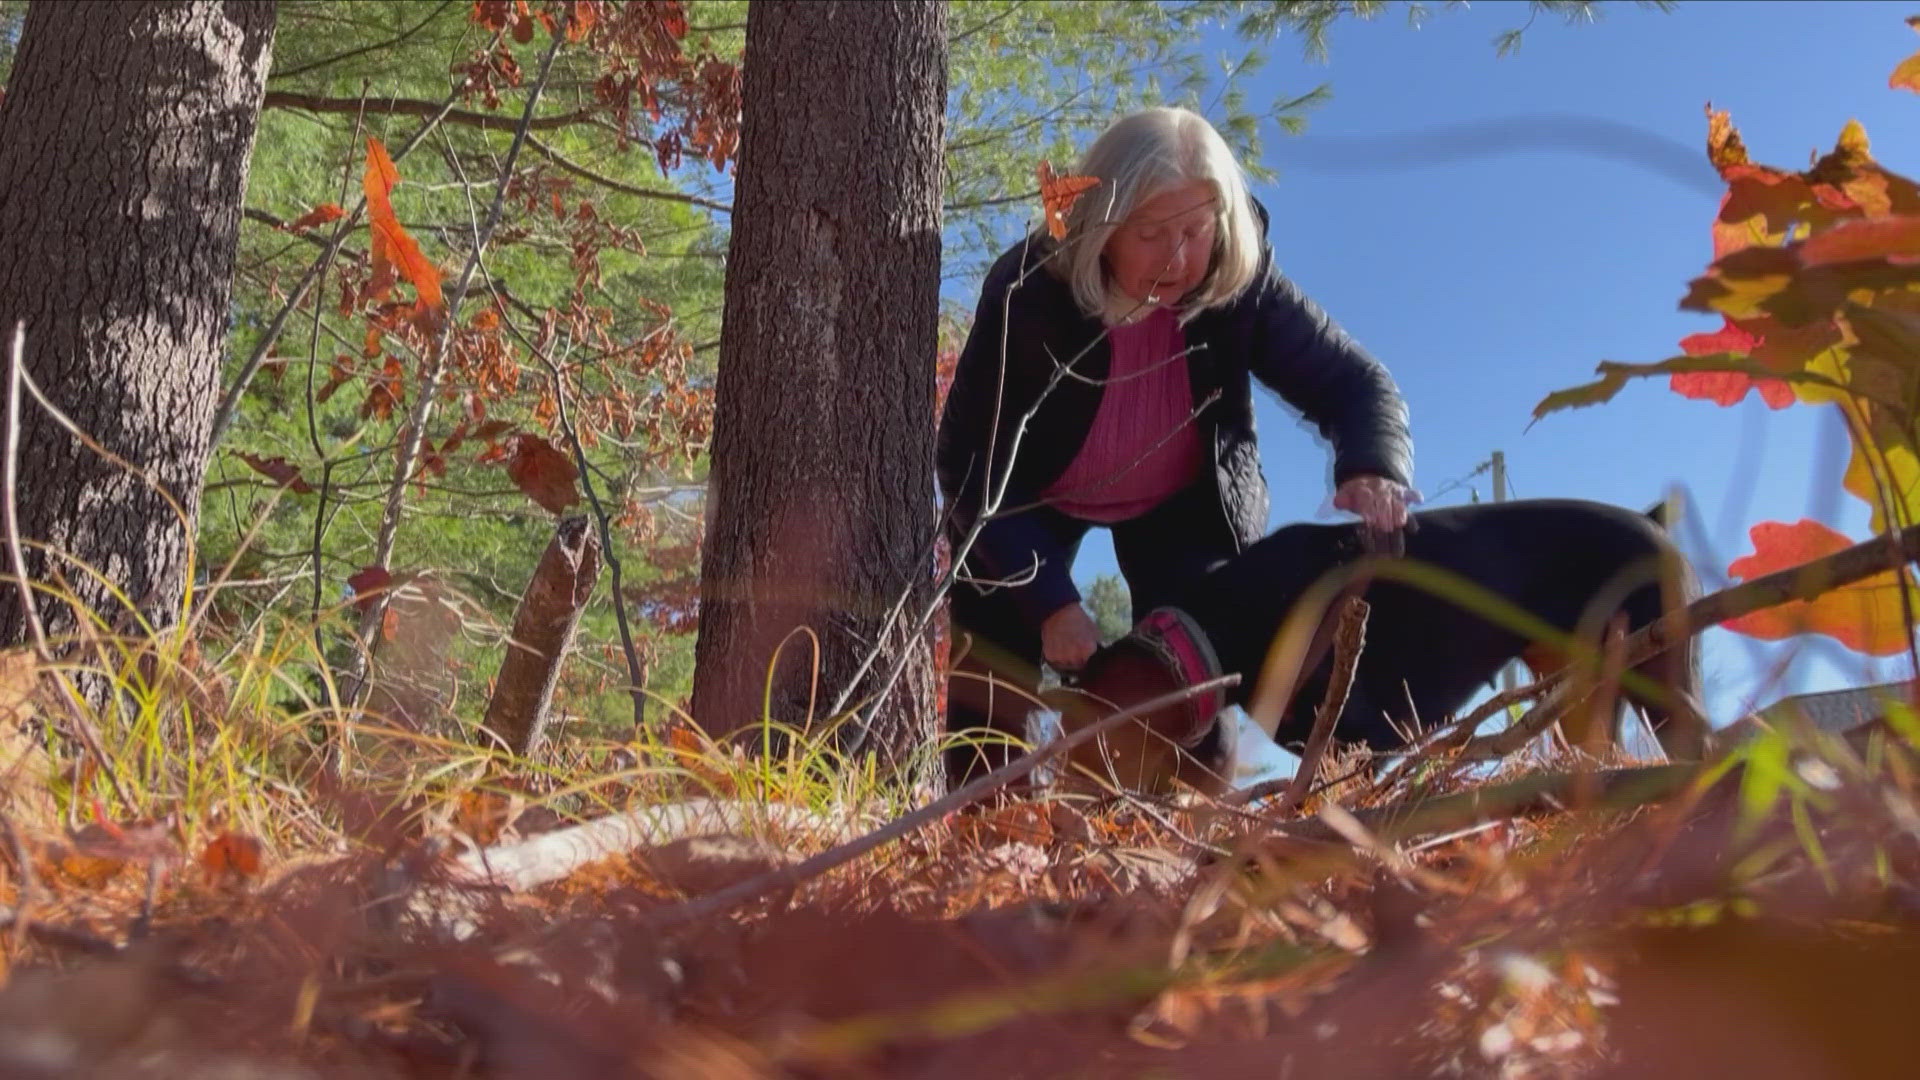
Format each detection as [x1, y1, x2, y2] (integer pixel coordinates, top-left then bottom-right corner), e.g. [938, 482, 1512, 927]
[936, 197, 1414, 625]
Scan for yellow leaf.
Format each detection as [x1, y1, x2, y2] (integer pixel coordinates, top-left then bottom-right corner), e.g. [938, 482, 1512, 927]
[1723, 519, 1919, 657]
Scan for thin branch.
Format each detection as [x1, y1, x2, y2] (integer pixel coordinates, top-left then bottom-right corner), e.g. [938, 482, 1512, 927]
[344, 18, 573, 708]
[524, 133, 732, 214]
[950, 1, 1027, 45]
[945, 188, 1040, 214]
[476, 237, 652, 733]
[269, 0, 458, 83]
[4, 323, 50, 658]
[240, 207, 546, 323]
[262, 90, 601, 133]
[1440, 517, 1920, 765]
[212, 76, 483, 447]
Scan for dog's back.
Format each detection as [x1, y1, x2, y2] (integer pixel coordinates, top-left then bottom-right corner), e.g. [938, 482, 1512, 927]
[1169, 498, 1703, 755]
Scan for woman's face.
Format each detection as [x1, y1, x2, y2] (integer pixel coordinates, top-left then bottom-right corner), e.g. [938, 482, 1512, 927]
[1103, 179, 1218, 308]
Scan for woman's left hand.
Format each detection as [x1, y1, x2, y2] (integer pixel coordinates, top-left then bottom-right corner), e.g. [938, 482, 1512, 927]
[1333, 474, 1412, 533]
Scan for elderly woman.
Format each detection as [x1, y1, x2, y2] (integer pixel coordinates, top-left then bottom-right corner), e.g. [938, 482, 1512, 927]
[937, 106, 1416, 772]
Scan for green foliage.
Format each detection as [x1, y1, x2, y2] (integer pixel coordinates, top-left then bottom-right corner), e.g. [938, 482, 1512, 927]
[1084, 574, 1135, 645]
[189, 0, 1678, 745]
[1186, 0, 1678, 62]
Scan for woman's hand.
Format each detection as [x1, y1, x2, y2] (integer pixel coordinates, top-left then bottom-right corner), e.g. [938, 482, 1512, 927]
[1041, 602, 1101, 673]
[1334, 474, 1412, 533]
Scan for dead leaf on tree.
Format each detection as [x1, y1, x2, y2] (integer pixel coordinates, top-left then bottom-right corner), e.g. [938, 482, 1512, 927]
[504, 433, 581, 515]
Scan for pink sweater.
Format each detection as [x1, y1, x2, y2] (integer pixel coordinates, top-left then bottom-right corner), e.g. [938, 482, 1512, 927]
[1041, 306, 1205, 523]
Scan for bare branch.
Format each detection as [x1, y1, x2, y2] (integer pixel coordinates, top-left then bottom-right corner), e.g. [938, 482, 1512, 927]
[525, 133, 732, 214]
[263, 90, 600, 133]
[269, 0, 458, 83]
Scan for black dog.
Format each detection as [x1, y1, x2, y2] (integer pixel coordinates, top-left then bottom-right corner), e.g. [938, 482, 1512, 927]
[1056, 497, 1706, 795]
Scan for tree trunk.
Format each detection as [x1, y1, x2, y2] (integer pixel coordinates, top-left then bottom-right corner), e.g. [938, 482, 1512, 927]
[691, 1, 947, 771]
[0, 1, 277, 651]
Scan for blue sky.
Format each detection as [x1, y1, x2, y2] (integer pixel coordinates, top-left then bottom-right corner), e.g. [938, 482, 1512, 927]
[1051, 0, 1918, 725]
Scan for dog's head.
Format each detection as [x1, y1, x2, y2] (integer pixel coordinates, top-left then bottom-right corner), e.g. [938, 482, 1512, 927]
[1048, 607, 1240, 797]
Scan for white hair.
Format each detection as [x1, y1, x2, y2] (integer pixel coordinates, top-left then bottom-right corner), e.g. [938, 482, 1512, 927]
[1051, 107, 1264, 324]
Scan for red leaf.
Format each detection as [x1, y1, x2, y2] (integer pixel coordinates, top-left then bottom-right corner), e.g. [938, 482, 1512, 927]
[503, 433, 580, 514]
[285, 203, 345, 232]
[660, 1, 688, 38]
[472, 419, 517, 442]
[347, 566, 392, 614]
[1678, 317, 1762, 357]
[1668, 318, 1795, 408]
[1722, 519, 1918, 656]
[198, 831, 263, 881]
[235, 453, 313, 494]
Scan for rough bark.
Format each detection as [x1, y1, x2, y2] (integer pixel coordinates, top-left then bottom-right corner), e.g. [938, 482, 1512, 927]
[690, 2, 947, 768]
[483, 515, 601, 756]
[0, 1, 278, 649]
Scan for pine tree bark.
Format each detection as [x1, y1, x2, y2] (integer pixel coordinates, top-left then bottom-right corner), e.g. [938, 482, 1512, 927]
[691, 1, 947, 769]
[0, 1, 277, 650]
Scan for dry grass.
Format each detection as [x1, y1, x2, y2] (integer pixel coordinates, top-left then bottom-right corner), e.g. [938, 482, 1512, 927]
[0, 576, 1915, 1078]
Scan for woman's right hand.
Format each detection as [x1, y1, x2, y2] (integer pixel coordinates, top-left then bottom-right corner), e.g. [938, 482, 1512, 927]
[1042, 602, 1101, 673]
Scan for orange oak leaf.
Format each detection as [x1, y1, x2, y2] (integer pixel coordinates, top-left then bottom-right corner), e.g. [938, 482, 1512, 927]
[1037, 160, 1100, 241]
[362, 137, 445, 317]
[1893, 16, 1920, 93]
[285, 203, 345, 232]
[567, 0, 598, 41]
[1721, 519, 1918, 656]
[504, 433, 580, 514]
[234, 453, 313, 494]
[198, 831, 263, 881]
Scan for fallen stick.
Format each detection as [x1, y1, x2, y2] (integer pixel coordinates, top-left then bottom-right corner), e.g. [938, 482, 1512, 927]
[482, 514, 600, 756]
[1226, 596, 1368, 812]
[642, 673, 1242, 931]
[1273, 763, 1700, 848]
[406, 797, 873, 938]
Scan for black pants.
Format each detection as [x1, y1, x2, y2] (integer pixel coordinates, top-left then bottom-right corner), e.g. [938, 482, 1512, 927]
[943, 481, 1239, 780]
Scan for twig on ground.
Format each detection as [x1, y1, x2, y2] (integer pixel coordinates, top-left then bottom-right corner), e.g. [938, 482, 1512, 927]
[0, 904, 121, 960]
[642, 673, 1240, 930]
[1268, 596, 1369, 815]
[1272, 763, 1700, 848]
[0, 811, 36, 961]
